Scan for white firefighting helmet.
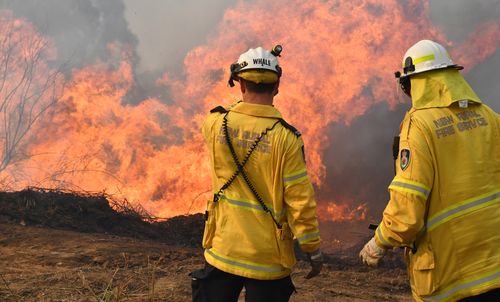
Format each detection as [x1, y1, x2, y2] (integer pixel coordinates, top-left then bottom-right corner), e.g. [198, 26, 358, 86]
[228, 45, 282, 87]
[397, 40, 463, 78]
[395, 40, 463, 96]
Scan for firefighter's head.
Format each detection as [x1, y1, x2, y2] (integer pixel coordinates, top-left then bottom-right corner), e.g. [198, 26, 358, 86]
[228, 45, 282, 96]
[395, 40, 463, 97]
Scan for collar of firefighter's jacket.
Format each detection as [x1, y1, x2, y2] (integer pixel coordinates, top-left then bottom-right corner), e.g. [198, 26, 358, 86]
[410, 69, 482, 110]
[230, 101, 283, 119]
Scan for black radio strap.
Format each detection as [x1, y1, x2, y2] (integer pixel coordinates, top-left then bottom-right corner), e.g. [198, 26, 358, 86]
[215, 111, 282, 229]
[392, 135, 400, 175]
[212, 115, 268, 202]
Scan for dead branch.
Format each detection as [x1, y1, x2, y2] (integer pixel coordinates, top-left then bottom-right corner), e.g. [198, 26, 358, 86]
[0, 14, 64, 172]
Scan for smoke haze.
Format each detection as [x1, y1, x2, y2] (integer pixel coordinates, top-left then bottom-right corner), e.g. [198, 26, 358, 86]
[0, 0, 139, 68]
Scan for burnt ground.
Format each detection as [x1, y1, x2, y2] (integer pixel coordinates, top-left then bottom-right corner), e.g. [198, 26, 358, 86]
[0, 189, 412, 301]
[0, 188, 204, 247]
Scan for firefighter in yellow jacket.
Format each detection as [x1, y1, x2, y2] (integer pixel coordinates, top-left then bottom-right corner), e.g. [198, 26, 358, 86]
[359, 40, 500, 301]
[191, 45, 322, 302]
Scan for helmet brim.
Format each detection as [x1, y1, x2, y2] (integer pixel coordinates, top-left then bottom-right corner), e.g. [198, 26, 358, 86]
[397, 64, 464, 80]
[237, 70, 279, 84]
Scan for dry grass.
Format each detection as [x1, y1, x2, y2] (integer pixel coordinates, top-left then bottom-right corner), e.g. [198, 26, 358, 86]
[0, 222, 412, 302]
[0, 223, 201, 302]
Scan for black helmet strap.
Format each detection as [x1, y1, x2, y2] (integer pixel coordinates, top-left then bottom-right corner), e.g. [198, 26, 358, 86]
[403, 56, 415, 75]
[394, 70, 411, 97]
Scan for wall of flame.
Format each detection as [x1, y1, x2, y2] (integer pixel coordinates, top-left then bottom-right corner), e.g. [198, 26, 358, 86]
[0, 0, 498, 221]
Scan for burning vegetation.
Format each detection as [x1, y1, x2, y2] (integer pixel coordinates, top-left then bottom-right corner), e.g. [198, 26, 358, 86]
[0, 1, 498, 221]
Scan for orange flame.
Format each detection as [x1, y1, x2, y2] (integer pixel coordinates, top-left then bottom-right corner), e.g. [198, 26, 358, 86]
[318, 202, 368, 221]
[0, 1, 498, 221]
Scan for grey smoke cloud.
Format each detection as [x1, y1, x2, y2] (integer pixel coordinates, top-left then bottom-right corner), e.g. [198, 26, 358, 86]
[429, 0, 500, 42]
[320, 102, 410, 217]
[429, 0, 500, 112]
[123, 0, 237, 73]
[0, 0, 139, 69]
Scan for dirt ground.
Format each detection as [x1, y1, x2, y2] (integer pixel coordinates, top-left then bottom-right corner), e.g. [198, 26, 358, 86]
[0, 221, 412, 302]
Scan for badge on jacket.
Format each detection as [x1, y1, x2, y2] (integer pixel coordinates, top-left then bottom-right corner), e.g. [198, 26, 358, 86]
[400, 149, 411, 171]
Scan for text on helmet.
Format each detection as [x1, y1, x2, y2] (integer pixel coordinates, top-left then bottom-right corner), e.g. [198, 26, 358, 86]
[253, 58, 271, 67]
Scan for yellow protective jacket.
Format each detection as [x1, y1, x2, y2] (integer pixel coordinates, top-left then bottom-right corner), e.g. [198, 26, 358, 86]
[375, 69, 500, 301]
[202, 101, 320, 280]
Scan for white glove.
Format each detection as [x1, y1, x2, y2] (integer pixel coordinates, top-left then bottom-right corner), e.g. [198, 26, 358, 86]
[359, 237, 387, 267]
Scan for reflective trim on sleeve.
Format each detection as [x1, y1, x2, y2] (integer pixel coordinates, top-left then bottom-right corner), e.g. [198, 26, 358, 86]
[423, 269, 500, 302]
[426, 190, 500, 232]
[205, 248, 287, 274]
[219, 195, 286, 219]
[296, 231, 320, 244]
[375, 226, 393, 248]
[389, 178, 431, 200]
[283, 168, 308, 185]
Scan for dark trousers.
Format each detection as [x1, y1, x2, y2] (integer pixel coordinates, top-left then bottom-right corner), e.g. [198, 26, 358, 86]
[458, 288, 500, 301]
[191, 263, 295, 302]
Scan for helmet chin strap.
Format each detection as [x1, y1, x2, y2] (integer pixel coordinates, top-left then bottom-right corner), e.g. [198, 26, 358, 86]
[395, 71, 411, 98]
[399, 77, 411, 97]
[228, 62, 246, 87]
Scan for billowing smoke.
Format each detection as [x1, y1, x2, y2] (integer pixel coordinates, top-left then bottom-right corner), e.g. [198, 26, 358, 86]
[0, 0, 138, 68]
[429, 0, 500, 112]
[0, 0, 498, 220]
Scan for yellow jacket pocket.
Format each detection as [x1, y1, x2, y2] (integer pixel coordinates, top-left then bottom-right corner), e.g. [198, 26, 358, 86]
[276, 222, 296, 269]
[202, 200, 216, 249]
[409, 241, 437, 297]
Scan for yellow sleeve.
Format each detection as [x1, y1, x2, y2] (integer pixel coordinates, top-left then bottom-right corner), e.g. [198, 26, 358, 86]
[376, 114, 434, 248]
[283, 136, 321, 253]
[202, 113, 218, 144]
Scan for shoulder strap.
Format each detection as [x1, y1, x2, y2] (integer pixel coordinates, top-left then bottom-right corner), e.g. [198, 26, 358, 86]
[278, 118, 301, 137]
[210, 106, 228, 114]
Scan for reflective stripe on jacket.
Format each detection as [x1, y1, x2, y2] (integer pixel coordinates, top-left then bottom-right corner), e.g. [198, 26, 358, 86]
[202, 101, 320, 280]
[375, 69, 500, 301]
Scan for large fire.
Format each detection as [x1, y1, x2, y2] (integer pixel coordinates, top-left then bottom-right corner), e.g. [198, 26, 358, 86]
[0, 1, 498, 220]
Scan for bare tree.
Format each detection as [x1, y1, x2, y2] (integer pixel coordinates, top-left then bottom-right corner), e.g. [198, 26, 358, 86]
[0, 14, 64, 172]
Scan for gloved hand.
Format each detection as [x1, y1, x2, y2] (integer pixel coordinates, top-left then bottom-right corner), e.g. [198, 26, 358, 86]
[359, 237, 387, 267]
[305, 250, 323, 279]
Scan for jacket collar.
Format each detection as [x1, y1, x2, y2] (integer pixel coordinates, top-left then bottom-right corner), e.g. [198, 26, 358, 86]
[230, 101, 282, 119]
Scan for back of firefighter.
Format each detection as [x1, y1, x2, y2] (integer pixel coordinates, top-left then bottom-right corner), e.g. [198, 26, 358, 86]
[359, 39, 500, 302]
[191, 46, 322, 302]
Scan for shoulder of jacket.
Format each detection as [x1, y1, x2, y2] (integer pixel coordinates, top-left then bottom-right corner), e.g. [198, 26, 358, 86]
[400, 110, 416, 140]
[401, 108, 433, 140]
[209, 105, 228, 114]
[278, 118, 301, 138]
